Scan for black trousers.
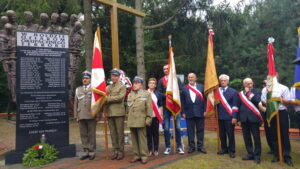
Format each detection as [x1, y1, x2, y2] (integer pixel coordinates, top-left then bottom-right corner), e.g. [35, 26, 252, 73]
[263, 116, 274, 152]
[186, 117, 205, 149]
[297, 111, 300, 131]
[241, 121, 261, 158]
[270, 110, 291, 160]
[219, 120, 235, 153]
[146, 117, 159, 152]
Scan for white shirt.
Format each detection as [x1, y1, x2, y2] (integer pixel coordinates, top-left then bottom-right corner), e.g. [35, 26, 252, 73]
[188, 84, 197, 103]
[261, 83, 290, 110]
[290, 87, 300, 112]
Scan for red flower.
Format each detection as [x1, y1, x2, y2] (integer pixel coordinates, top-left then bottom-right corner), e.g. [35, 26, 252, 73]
[34, 145, 39, 150]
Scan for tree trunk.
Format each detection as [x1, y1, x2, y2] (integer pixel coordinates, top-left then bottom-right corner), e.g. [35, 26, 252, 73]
[135, 0, 145, 82]
[83, 0, 93, 71]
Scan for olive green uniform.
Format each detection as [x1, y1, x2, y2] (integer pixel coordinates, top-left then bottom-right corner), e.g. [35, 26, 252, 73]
[74, 85, 97, 156]
[127, 89, 153, 160]
[106, 81, 126, 155]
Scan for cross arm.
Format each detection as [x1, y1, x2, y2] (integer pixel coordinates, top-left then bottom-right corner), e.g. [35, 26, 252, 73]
[93, 0, 146, 17]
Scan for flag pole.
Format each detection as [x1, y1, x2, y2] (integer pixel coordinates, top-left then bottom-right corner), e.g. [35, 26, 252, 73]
[103, 106, 109, 159]
[276, 111, 283, 164]
[215, 107, 221, 152]
[168, 35, 177, 153]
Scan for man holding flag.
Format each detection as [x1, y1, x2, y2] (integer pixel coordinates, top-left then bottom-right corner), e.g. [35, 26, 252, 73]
[260, 38, 293, 166]
[158, 36, 184, 155]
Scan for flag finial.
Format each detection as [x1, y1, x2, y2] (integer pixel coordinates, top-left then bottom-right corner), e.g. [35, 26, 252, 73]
[268, 37, 275, 43]
[207, 21, 213, 29]
[168, 35, 172, 47]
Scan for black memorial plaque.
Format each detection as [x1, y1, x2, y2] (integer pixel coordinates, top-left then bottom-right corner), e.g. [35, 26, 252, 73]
[5, 31, 75, 164]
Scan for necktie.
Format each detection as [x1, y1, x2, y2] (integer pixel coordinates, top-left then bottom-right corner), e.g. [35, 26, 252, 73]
[222, 88, 225, 93]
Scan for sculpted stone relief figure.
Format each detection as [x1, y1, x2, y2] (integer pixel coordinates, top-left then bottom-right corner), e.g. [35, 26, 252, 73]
[60, 13, 70, 34]
[18, 11, 39, 32]
[49, 13, 63, 33]
[0, 10, 84, 101]
[38, 13, 50, 32]
[68, 21, 84, 96]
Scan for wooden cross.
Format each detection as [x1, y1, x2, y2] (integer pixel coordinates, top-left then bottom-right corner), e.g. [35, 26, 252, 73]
[93, 0, 146, 68]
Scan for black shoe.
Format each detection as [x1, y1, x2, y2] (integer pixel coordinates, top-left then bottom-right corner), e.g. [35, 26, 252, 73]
[271, 156, 279, 163]
[254, 157, 261, 164]
[285, 158, 294, 167]
[89, 155, 95, 160]
[80, 155, 90, 160]
[188, 148, 195, 153]
[198, 147, 207, 154]
[267, 151, 274, 154]
[217, 150, 228, 155]
[242, 155, 254, 161]
[229, 152, 235, 158]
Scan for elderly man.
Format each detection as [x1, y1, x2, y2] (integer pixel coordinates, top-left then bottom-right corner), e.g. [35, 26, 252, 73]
[127, 77, 152, 164]
[106, 69, 126, 160]
[182, 73, 207, 154]
[216, 74, 238, 158]
[74, 70, 98, 160]
[237, 78, 262, 164]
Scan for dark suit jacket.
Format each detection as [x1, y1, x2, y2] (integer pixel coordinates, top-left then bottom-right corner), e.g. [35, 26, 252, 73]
[217, 87, 239, 120]
[182, 84, 206, 118]
[237, 88, 262, 123]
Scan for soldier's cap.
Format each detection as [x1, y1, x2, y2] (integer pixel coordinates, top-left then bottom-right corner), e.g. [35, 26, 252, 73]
[82, 70, 91, 78]
[110, 69, 121, 76]
[133, 76, 143, 84]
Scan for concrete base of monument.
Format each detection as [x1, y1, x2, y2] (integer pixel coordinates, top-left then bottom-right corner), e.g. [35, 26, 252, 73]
[5, 144, 76, 165]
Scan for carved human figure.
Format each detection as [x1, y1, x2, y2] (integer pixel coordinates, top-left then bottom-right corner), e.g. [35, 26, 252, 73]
[18, 11, 39, 32]
[0, 16, 9, 60]
[69, 14, 78, 35]
[60, 13, 70, 34]
[38, 13, 50, 32]
[6, 10, 18, 36]
[49, 13, 62, 33]
[1, 23, 17, 102]
[69, 21, 84, 96]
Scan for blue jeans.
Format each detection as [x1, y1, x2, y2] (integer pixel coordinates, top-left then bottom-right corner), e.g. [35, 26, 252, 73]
[163, 108, 182, 148]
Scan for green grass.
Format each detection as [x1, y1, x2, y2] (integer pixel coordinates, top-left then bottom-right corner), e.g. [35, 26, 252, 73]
[160, 131, 300, 169]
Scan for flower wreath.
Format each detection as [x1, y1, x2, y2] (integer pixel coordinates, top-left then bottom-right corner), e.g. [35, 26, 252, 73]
[22, 142, 59, 167]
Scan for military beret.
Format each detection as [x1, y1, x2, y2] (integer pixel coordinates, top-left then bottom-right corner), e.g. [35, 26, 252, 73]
[82, 70, 91, 78]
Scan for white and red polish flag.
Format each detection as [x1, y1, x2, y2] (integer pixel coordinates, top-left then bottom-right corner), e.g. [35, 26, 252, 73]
[91, 26, 107, 117]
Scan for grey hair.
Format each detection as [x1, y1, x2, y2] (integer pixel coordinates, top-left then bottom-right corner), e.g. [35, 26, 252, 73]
[219, 74, 230, 81]
[243, 78, 252, 85]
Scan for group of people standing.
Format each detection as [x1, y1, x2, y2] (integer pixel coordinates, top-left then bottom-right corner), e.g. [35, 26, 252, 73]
[73, 64, 299, 166]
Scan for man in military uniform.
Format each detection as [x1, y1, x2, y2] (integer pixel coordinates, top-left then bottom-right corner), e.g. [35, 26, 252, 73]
[127, 77, 152, 164]
[74, 70, 97, 160]
[106, 69, 126, 160]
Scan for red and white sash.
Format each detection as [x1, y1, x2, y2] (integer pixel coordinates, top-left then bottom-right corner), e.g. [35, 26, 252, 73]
[162, 76, 168, 87]
[218, 88, 238, 116]
[238, 91, 263, 122]
[186, 84, 204, 102]
[148, 89, 163, 124]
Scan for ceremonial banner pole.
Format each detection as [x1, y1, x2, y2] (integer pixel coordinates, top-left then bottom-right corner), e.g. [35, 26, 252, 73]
[91, 25, 109, 158]
[204, 21, 221, 152]
[169, 35, 177, 153]
[166, 35, 182, 153]
[215, 107, 221, 152]
[276, 113, 283, 164]
[265, 37, 283, 164]
[103, 106, 109, 159]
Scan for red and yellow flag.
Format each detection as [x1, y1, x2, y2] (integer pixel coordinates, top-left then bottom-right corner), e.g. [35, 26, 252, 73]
[91, 26, 107, 116]
[166, 47, 181, 117]
[204, 29, 220, 117]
